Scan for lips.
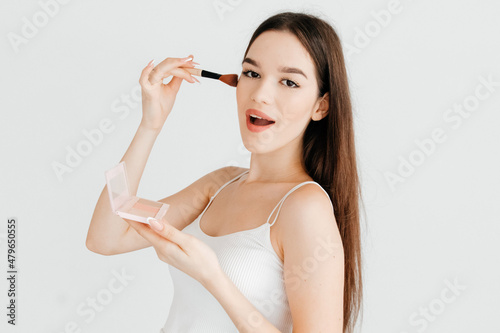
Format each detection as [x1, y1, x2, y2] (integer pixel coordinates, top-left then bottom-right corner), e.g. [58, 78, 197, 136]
[245, 109, 275, 122]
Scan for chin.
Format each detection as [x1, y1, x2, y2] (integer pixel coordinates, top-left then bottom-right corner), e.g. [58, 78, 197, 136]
[240, 134, 277, 155]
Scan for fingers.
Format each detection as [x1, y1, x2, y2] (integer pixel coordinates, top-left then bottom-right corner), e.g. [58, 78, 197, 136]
[166, 75, 184, 94]
[139, 59, 156, 88]
[147, 217, 189, 247]
[168, 67, 198, 84]
[125, 218, 184, 265]
[145, 55, 199, 86]
[127, 218, 184, 255]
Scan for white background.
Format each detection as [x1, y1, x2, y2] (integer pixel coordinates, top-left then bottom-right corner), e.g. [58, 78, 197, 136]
[1, 0, 499, 332]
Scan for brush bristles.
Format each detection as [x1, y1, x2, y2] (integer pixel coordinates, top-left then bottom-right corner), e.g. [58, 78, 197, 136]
[219, 74, 239, 87]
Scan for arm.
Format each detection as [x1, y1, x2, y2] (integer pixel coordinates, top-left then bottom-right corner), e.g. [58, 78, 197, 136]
[280, 184, 344, 332]
[86, 55, 201, 255]
[87, 133, 246, 255]
[86, 123, 161, 254]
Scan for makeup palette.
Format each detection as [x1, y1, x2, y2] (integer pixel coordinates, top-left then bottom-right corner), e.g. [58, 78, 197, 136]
[105, 161, 169, 224]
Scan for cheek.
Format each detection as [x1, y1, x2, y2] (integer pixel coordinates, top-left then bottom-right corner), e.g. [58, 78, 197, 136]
[235, 83, 246, 104]
[282, 99, 309, 121]
[285, 89, 318, 118]
[236, 86, 247, 122]
[276, 99, 314, 134]
[236, 82, 253, 112]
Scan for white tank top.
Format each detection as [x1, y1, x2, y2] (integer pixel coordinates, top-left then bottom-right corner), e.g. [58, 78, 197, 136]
[160, 170, 332, 333]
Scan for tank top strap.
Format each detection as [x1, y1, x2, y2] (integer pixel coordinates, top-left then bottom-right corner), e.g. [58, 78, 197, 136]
[211, 169, 249, 200]
[266, 181, 331, 227]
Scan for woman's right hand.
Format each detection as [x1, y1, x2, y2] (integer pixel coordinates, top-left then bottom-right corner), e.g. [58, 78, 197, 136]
[138, 55, 200, 132]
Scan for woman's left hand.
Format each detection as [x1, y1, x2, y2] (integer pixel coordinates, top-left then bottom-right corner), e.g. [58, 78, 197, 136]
[124, 217, 222, 285]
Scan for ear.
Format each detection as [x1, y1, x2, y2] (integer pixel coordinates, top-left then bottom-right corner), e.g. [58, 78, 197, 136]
[312, 92, 329, 121]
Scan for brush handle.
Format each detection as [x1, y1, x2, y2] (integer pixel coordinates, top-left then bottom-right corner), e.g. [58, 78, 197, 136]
[183, 67, 221, 80]
[200, 69, 221, 80]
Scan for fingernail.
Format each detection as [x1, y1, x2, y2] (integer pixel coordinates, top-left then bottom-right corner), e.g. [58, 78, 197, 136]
[183, 56, 193, 62]
[192, 76, 200, 83]
[192, 61, 200, 65]
[147, 59, 155, 67]
[147, 217, 163, 230]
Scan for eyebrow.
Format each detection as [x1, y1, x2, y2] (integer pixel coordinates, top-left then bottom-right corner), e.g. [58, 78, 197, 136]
[242, 57, 308, 79]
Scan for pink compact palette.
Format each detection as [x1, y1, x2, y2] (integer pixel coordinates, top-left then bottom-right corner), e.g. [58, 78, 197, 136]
[105, 161, 169, 224]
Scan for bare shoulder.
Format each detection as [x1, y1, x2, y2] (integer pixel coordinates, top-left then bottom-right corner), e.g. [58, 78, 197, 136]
[276, 183, 343, 258]
[207, 166, 249, 197]
[278, 183, 345, 331]
[154, 166, 249, 232]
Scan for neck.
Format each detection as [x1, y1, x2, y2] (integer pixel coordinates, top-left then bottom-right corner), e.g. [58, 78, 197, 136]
[243, 136, 310, 184]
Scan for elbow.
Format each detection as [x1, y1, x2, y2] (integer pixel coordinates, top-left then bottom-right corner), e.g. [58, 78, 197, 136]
[85, 238, 115, 256]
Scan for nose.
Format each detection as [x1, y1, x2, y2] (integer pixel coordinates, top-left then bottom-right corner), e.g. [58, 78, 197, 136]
[250, 78, 273, 105]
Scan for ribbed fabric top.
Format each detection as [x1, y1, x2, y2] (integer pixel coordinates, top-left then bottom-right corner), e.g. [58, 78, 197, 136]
[160, 170, 332, 333]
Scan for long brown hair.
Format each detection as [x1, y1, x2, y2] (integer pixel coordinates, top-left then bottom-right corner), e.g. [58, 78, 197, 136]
[241, 11, 365, 332]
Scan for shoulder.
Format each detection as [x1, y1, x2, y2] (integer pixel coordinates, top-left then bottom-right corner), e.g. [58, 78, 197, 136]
[218, 166, 249, 181]
[277, 182, 343, 259]
[280, 182, 336, 227]
[286, 182, 333, 212]
[213, 165, 249, 178]
[206, 166, 249, 197]
[277, 183, 345, 331]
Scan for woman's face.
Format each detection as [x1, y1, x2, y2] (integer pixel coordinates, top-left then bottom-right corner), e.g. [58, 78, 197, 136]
[236, 29, 327, 153]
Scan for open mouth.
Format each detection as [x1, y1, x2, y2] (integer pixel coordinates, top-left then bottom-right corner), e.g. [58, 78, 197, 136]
[249, 115, 275, 126]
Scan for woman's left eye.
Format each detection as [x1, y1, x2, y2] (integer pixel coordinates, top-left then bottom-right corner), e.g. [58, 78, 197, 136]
[241, 70, 299, 88]
[281, 79, 299, 88]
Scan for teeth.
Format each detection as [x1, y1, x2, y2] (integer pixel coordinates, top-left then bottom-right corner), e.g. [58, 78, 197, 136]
[250, 114, 263, 119]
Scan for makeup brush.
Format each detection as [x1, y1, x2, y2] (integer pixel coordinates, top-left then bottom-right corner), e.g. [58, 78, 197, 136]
[183, 67, 239, 87]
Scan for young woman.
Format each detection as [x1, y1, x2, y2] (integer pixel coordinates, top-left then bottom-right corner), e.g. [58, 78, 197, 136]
[87, 11, 363, 333]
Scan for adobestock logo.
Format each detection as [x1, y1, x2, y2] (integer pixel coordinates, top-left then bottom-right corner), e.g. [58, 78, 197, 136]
[56, 267, 135, 333]
[8, 0, 74, 54]
[384, 73, 499, 192]
[400, 277, 466, 333]
[52, 83, 142, 182]
[344, 0, 408, 62]
[243, 114, 296, 152]
[245, 234, 342, 329]
[223, 142, 251, 169]
[227, 114, 291, 162]
[213, 0, 243, 21]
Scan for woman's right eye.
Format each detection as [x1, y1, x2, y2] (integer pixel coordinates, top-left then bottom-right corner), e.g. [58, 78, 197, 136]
[242, 70, 259, 78]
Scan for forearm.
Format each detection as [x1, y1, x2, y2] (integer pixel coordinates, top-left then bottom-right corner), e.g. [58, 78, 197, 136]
[202, 269, 282, 333]
[86, 123, 160, 251]
[119, 123, 161, 195]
